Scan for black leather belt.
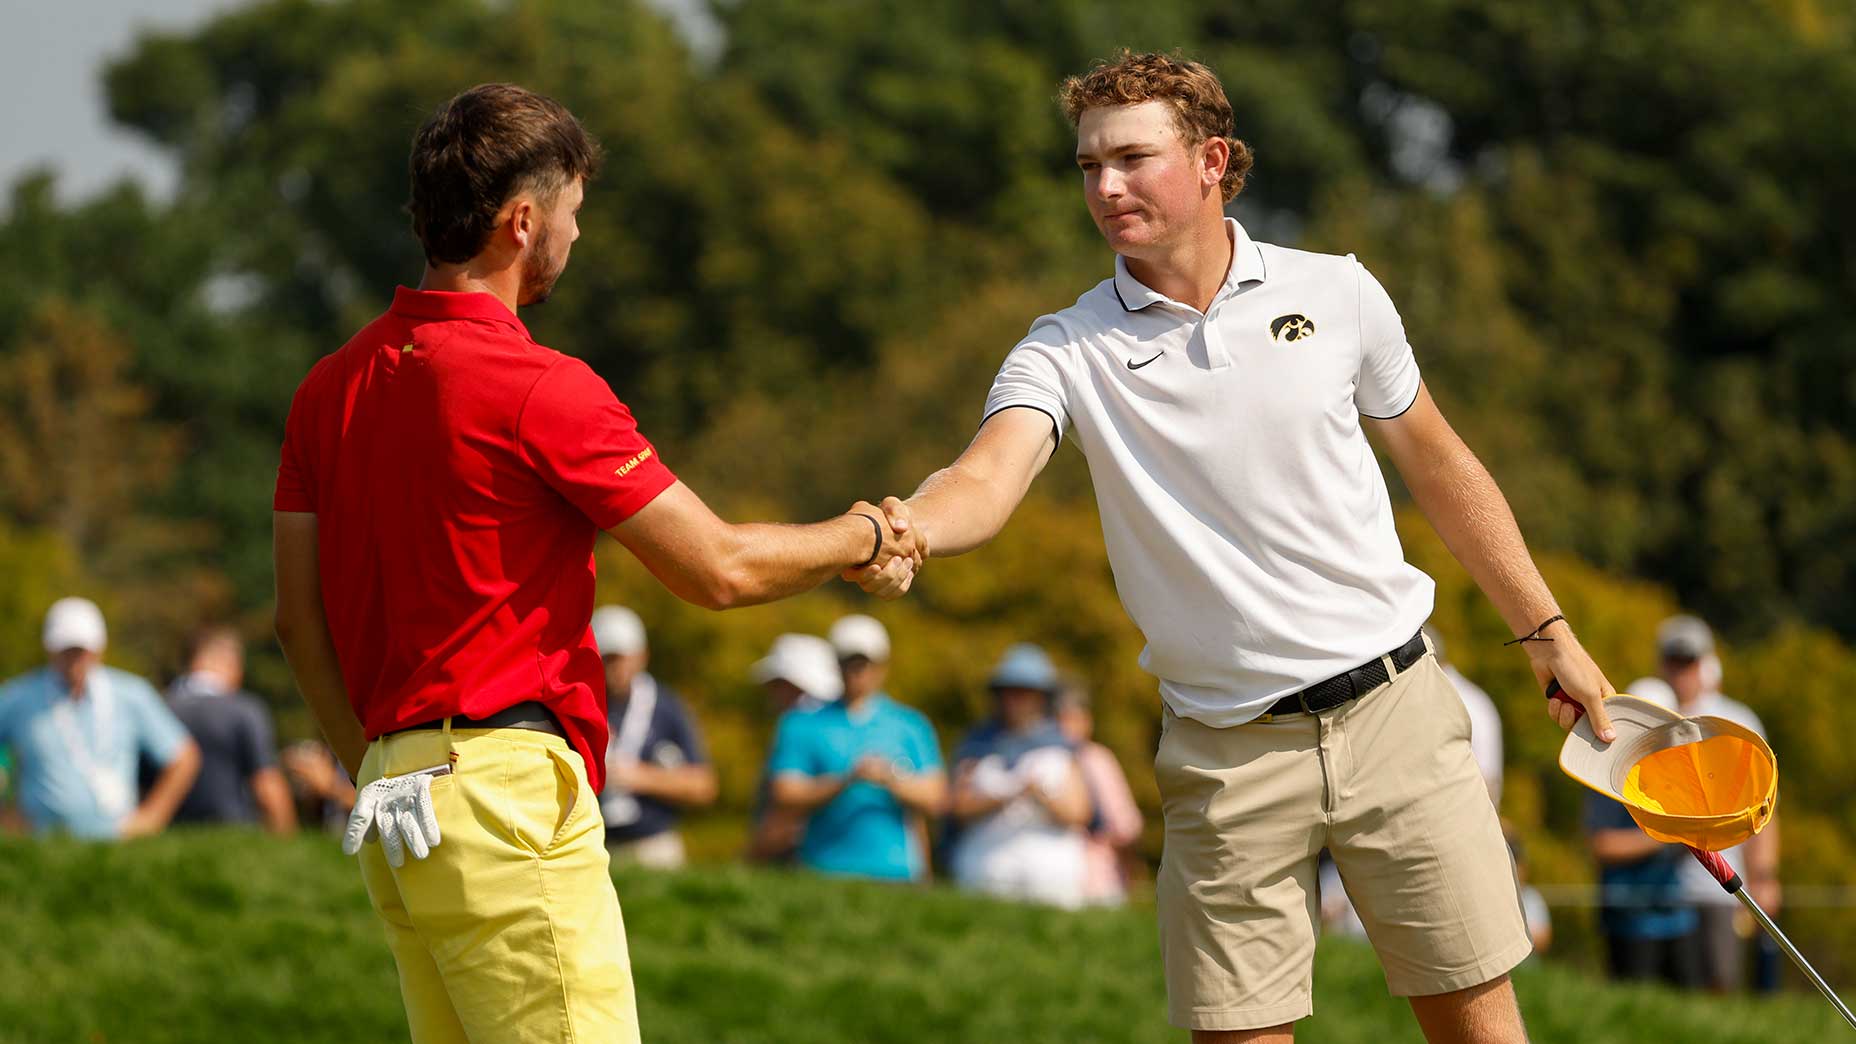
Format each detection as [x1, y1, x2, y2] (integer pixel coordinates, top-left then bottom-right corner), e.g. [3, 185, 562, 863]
[391, 700, 565, 738]
[1261, 631, 1429, 719]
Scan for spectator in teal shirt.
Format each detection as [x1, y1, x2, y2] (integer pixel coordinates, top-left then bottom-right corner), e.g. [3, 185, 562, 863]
[0, 598, 199, 839]
[766, 615, 946, 881]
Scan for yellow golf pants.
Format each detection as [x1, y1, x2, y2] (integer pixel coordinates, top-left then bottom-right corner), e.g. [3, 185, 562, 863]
[356, 724, 640, 1043]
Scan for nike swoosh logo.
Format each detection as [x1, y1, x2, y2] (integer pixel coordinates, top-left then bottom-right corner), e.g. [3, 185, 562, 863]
[1126, 351, 1163, 370]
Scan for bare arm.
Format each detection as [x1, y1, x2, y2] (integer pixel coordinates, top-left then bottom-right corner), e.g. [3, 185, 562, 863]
[851, 407, 1057, 598]
[615, 761, 719, 807]
[1590, 826, 1669, 865]
[611, 483, 915, 610]
[273, 511, 368, 777]
[1371, 384, 1618, 740]
[901, 408, 1057, 558]
[770, 772, 850, 814]
[120, 740, 201, 838]
[251, 767, 300, 834]
[852, 758, 946, 818]
[1747, 813, 1781, 911]
[949, 760, 1014, 823]
[1029, 760, 1093, 830]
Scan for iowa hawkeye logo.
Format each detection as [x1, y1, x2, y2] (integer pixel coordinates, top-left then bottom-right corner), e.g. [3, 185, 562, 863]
[1270, 314, 1316, 342]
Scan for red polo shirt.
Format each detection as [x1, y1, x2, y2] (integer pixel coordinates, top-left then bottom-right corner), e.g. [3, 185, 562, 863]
[274, 287, 676, 791]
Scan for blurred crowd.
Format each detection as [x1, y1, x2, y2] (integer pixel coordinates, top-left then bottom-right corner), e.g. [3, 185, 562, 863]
[0, 597, 1784, 990]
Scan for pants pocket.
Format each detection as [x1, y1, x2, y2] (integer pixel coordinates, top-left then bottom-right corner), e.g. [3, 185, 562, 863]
[542, 745, 587, 854]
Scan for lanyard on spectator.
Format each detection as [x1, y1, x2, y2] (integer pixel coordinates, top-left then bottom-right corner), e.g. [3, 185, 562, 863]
[601, 673, 658, 826]
[50, 669, 134, 819]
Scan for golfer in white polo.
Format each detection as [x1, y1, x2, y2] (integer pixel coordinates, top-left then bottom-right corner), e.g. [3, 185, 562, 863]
[855, 51, 1619, 1044]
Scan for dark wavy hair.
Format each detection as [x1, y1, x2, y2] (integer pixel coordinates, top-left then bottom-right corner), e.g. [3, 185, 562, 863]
[407, 84, 603, 265]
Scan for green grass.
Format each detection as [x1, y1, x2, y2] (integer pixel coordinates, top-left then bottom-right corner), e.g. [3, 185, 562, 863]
[0, 833, 1845, 1043]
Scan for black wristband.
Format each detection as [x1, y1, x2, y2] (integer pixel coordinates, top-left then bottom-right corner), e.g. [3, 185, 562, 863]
[852, 513, 884, 569]
[1505, 613, 1566, 646]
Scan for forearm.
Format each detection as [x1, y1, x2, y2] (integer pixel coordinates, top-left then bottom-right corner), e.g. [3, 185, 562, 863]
[950, 787, 1011, 822]
[1402, 436, 1558, 637]
[276, 617, 366, 777]
[252, 767, 299, 834]
[140, 743, 201, 826]
[715, 514, 880, 607]
[907, 462, 1021, 559]
[627, 763, 719, 807]
[771, 774, 848, 813]
[1036, 779, 1093, 829]
[1591, 828, 1666, 864]
[886, 773, 947, 818]
[1747, 814, 1780, 880]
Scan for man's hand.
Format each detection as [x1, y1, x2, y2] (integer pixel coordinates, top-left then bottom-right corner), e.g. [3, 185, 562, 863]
[844, 497, 925, 599]
[851, 754, 898, 789]
[1529, 619, 1618, 743]
[117, 805, 167, 840]
[344, 768, 445, 868]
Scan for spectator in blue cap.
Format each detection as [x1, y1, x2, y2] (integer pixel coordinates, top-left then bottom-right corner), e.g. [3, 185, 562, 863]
[949, 643, 1093, 907]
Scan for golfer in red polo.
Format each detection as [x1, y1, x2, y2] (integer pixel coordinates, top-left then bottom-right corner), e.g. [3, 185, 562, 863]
[272, 83, 915, 1043]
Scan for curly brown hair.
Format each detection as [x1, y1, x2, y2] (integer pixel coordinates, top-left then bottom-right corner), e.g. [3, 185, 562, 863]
[1058, 51, 1253, 204]
[408, 84, 603, 265]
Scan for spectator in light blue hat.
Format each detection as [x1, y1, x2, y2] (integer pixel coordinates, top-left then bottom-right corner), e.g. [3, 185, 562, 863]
[949, 643, 1093, 907]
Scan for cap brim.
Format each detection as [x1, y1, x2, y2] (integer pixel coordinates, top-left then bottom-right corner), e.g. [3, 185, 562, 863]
[1559, 694, 1686, 797]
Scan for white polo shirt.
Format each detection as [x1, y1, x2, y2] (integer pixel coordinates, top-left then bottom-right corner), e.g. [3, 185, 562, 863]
[983, 218, 1434, 727]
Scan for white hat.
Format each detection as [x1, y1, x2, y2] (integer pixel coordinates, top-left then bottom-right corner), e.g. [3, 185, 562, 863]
[43, 597, 107, 654]
[751, 634, 842, 702]
[828, 614, 890, 662]
[590, 605, 646, 657]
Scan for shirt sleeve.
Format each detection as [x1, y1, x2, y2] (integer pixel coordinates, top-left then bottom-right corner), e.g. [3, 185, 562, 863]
[907, 714, 944, 773]
[516, 357, 678, 529]
[981, 317, 1075, 445]
[239, 697, 280, 775]
[1583, 793, 1637, 834]
[765, 711, 819, 778]
[273, 369, 319, 513]
[124, 676, 190, 766]
[662, 695, 708, 766]
[1352, 258, 1422, 419]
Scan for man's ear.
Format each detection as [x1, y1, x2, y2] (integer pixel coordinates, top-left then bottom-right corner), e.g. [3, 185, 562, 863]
[506, 196, 536, 250]
[1200, 137, 1230, 193]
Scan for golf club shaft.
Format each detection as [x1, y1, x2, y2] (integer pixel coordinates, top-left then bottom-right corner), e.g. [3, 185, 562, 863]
[1733, 889, 1856, 1030]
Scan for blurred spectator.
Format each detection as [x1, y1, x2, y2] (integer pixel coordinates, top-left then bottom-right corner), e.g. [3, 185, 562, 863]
[1628, 614, 1781, 993]
[765, 616, 946, 881]
[1510, 836, 1553, 955]
[950, 644, 1092, 908]
[745, 632, 842, 862]
[1055, 682, 1143, 905]
[166, 626, 296, 833]
[281, 739, 355, 832]
[591, 605, 716, 869]
[1585, 790, 1703, 988]
[0, 598, 200, 839]
[1424, 625, 1503, 807]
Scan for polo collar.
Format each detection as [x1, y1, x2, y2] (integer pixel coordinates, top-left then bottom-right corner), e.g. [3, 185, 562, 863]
[1112, 217, 1268, 313]
[390, 287, 531, 336]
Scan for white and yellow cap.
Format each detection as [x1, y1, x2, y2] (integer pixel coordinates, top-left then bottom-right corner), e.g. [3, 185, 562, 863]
[1560, 693, 1777, 851]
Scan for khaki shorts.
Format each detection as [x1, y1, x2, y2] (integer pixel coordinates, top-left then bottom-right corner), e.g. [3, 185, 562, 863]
[1155, 653, 1531, 1032]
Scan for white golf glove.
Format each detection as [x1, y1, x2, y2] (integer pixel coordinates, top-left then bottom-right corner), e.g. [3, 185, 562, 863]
[343, 765, 447, 868]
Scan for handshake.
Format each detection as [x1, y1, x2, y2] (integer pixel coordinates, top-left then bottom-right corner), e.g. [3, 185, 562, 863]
[841, 496, 922, 600]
